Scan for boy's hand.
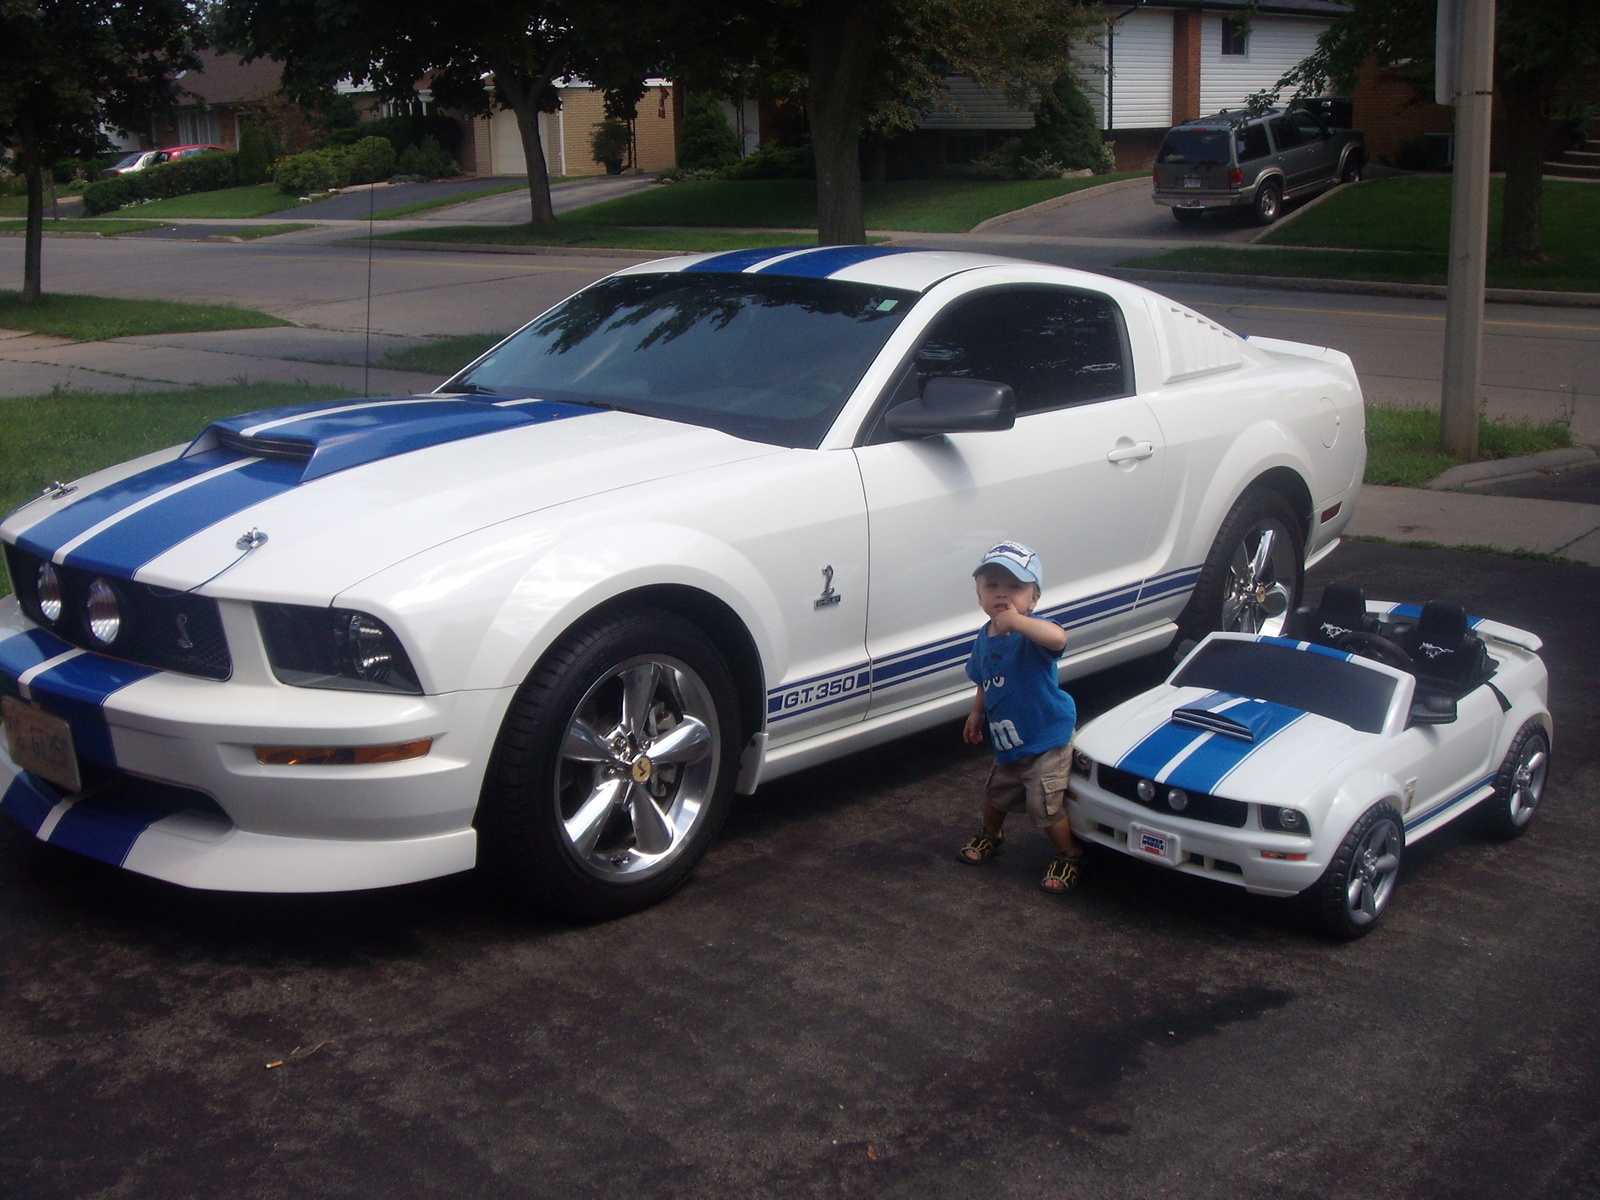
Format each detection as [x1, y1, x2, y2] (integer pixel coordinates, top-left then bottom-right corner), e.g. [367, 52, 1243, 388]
[963, 709, 987, 745]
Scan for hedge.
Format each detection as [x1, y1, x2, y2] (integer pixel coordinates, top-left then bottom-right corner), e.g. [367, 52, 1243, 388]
[83, 151, 239, 214]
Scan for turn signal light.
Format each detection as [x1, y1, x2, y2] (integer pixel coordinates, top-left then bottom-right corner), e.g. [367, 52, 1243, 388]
[1260, 851, 1308, 861]
[255, 739, 433, 766]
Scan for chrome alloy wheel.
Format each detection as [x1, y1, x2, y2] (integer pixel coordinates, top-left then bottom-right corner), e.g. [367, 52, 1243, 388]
[1221, 519, 1297, 634]
[554, 655, 720, 881]
[1507, 739, 1549, 828]
[1343, 817, 1402, 928]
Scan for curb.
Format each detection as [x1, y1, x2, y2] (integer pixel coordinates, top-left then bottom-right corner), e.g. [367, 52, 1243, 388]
[1104, 266, 1600, 309]
[1428, 447, 1599, 490]
[970, 176, 1149, 233]
[340, 238, 683, 260]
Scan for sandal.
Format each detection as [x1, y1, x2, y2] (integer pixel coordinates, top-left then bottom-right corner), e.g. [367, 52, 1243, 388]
[1040, 852, 1083, 893]
[957, 829, 1004, 864]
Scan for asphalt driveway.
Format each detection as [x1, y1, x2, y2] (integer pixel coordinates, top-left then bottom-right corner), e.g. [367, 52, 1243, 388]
[2, 540, 1595, 1200]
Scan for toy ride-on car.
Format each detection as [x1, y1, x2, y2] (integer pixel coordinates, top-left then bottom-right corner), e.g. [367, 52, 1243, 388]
[1068, 584, 1551, 937]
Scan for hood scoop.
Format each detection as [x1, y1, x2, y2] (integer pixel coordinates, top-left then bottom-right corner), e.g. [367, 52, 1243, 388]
[1172, 707, 1255, 741]
[185, 396, 596, 483]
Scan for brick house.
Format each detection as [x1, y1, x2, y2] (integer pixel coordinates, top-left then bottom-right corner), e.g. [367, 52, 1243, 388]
[461, 81, 679, 177]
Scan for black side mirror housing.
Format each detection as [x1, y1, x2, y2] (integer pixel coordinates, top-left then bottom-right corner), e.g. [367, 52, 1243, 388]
[1408, 692, 1458, 726]
[885, 376, 1017, 437]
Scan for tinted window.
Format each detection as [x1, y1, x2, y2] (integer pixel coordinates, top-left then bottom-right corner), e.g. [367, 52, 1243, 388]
[1290, 110, 1326, 142]
[1157, 129, 1233, 165]
[1235, 125, 1271, 162]
[451, 273, 916, 449]
[1267, 116, 1301, 150]
[1172, 639, 1396, 734]
[907, 287, 1130, 414]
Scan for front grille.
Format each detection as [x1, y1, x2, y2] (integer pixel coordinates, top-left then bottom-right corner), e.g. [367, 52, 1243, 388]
[4, 543, 231, 680]
[1095, 762, 1249, 828]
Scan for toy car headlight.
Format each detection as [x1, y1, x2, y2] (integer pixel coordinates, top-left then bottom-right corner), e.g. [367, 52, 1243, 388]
[1072, 750, 1092, 778]
[255, 603, 422, 694]
[1166, 787, 1189, 812]
[1136, 778, 1157, 803]
[1262, 805, 1311, 835]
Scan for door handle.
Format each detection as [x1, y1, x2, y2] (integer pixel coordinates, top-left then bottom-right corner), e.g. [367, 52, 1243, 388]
[1106, 441, 1155, 464]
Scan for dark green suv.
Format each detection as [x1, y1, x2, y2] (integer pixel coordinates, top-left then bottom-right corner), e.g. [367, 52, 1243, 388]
[1152, 108, 1365, 226]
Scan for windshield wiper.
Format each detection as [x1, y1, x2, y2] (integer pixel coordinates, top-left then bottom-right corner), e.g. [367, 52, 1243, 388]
[441, 381, 502, 396]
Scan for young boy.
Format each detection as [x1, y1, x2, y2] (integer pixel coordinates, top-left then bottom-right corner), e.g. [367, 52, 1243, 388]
[957, 541, 1084, 893]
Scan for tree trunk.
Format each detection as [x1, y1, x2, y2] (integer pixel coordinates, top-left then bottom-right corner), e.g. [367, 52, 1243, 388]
[807, 0, 884, 245]
[21, 113, 44, 304]
[500, 75, 559, 226]
[1497, 72, 1554, 263]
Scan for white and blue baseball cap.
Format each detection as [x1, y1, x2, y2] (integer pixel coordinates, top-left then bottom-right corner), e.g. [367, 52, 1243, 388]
[973, 541, 1043, 587]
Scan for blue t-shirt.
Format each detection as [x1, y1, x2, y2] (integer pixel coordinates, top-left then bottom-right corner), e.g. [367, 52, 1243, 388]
[965, 623, 1077, 763]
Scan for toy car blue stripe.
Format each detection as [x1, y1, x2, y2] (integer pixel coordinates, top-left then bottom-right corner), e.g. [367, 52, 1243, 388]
[1259, 635, 1354, 661]
[1387, 602, 1484, 628]
[26, 654, 158, 765]
[46, 788, 196, 868]
[681, 247, 808, 273]
[1162, 700, 1306, 793]
[61, 456, 305, 577]
[1115, 691, 1232, 777]
[13, 449, 244, 561]
[752, 246, 917, 277]
[1404, 772, 1497, 832]
[1, 772, 63, 835]
[0, 628, 77, 682]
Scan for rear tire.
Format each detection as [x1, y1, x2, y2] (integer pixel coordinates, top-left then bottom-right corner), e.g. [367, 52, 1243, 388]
[1253, 180, 1282, 225]
[1300, 802, 1404, 939]
[1480, 721, 1549, 840]
[1339, 153, 1364, 184]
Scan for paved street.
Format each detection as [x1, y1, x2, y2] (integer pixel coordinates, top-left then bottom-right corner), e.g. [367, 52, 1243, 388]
[1, 541, 1596, 1200]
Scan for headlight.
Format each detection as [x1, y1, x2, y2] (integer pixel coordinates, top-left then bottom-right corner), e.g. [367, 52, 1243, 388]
[84, 577, 123, 645]
[1261, 805, 1311, 835]
[1166, 787, 1189, 812]
[1136, 778, 1157, 803]
[36, 561, 63, 624]
[255, 603, 422, 694]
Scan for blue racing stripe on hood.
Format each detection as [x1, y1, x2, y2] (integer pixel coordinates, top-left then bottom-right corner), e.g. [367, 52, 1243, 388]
[1160, 699, 1306, 794]
[752, 246, 917, 277]
[1116, 691, 1231, 779]
[681, 247, 809, 273]
[26, 653, 158, 766]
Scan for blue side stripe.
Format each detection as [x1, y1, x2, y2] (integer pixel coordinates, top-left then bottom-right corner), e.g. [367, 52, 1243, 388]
[753, 246, 916, 278]
[1161, 700, 1306, 793]
[681, 246, 809, 274]
[0, 628, 77, 681]
[26, 655, 157, 765]
[63, 457, 305, 577]
[2, 772, 62, 835]
[1405, 772, 1496, 832]
[14, 449, 245, 562]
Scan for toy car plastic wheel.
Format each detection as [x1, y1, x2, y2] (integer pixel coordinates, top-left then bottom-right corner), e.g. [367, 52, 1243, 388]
[1302, 802, 1404, 939]
[1481, 720, 1549, 840]
[1253, 180, 1282, 225]
[477, 608, 741, 920]
[1180, 486, 1303, 640]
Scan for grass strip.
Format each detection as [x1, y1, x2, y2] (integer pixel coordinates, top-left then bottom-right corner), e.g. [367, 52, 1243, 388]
[114, 184, 302, 219]
[561, 174, 1140, 232]
[0, 219, 170, 236]
[375, 222, 822, 253]
[0, 292, 290, 341]
[373, 182, 527, 220]
[226, 223, 316, 241]
[0, 383, 349, 596]
[1364, 403, 1573, 487]
[378, 333, 507, 375]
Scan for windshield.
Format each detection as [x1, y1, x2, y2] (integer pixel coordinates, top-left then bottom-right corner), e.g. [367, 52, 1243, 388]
[448, 273, 916, 448]
[1171, 638, 1396, 734]
[111, 152, 146, 170]
[1157, 129, 1234, 166]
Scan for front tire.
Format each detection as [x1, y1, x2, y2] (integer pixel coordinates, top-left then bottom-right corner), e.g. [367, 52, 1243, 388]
[477, 608, 742, 920]
[1179, 487, 1304, 642]
[1481, 721, 1549, 840]
[1301, 802, 1404, 939]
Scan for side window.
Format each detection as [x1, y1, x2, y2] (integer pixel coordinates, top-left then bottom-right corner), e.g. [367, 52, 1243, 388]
[1236, 125, 1271, 162]
[908, 287, 1131, 415]
[1267, 116, 1300, 151]
[1221, 17, 1248, 56]
[1291, 110, 1326, 142]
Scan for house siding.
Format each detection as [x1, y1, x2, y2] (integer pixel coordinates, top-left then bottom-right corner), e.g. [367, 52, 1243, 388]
[1199, 14, 1325, 114]
[1101, 9, 1175, 130]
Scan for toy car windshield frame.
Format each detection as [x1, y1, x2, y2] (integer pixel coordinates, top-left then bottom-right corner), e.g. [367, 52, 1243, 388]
[1172, 637, 1396, 734]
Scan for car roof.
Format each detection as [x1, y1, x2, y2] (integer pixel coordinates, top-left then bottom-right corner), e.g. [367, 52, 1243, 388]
[618, 246, 1088, 294]
[1169, 109, 1287, 131]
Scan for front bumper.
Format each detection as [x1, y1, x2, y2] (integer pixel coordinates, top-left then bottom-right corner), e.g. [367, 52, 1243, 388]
[1, 599, 507, 892]
[1068, 776, 1325, 898]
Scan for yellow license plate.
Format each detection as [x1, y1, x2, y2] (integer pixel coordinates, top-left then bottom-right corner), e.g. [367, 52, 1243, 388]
[2, 695, 82, 794]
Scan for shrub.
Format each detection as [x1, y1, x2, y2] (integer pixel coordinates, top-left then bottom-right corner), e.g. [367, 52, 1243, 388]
[677, 93, 740, 171]
[83, 176, 133, 213]
[344, 135, 397, 185]
[1020, 73, 1115, 174]
[325, 113, 463, 159]
[82, 151, 239, 212]
[590, 120, 632, 170]
[236, 124, 278, 185]
[720, 143, 814, 180]
[655, 165, 722, 184]
[275, 147, 347, 194]
[395, 136, 458, 179]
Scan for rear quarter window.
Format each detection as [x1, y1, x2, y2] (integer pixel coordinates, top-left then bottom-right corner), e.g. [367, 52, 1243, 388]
[1235, 125, 1271, 162]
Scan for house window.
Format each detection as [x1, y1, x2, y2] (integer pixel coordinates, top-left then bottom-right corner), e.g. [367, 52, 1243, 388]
[177, 109, 220, 146]
[1221, 18, 1249, 56]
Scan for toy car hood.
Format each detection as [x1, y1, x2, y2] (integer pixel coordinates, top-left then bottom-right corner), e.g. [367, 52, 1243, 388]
[0, 395, 783, 602]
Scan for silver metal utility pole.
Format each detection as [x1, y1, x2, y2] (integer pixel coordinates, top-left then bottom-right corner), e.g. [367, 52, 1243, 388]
[1439, 0, 1496, 459]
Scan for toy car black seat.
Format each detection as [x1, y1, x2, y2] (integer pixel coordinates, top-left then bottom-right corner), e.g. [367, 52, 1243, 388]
[1401, 601, 1489, 690]
[1287, 582, 1378, 648]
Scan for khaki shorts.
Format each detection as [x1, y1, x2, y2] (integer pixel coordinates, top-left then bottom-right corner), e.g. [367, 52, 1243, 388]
[985, 742, 1074, 829]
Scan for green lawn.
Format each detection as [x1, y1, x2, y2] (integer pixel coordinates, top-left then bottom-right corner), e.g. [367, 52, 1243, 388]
[375, 223, 822, 253]
[0, 219, 170, 236]
[374, 182, 527, 220]
[379, 333, 507, 375]
[0, 292, 290, 340]
[563, 174, 1140, 232]
[1122, 178, 1600, 292]
[1365, 403, 1574, 487]
[0, 383, 349, 596]
[116, 184, 303, 219]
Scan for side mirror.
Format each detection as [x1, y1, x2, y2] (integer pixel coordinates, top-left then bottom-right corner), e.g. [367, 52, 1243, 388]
[885, 376, 1016, 437]
[1408, 692, 1457, 726]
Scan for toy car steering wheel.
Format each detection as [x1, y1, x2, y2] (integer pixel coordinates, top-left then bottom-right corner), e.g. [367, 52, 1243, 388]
[1336, 631, 1415, 673]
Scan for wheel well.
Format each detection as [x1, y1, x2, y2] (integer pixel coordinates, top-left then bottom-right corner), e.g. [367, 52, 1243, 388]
[1250, 467, 1314, 546]
[589, 584, 766, 743]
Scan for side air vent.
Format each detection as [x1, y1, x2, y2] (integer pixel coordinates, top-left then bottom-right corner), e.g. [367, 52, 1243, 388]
[1171, 706, 1254, 741]
[1157, 303, 1245, 384]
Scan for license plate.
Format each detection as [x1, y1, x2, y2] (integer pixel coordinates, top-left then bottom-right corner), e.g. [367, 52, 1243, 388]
[1130, 823, 1179, 863]
[2, 696, 82, 793]
[1183, 176, 1202, 188]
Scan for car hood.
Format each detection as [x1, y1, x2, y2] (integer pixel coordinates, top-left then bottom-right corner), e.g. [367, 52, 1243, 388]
[1076, 685, 1377, 806]
[2, 395, 785, 601]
